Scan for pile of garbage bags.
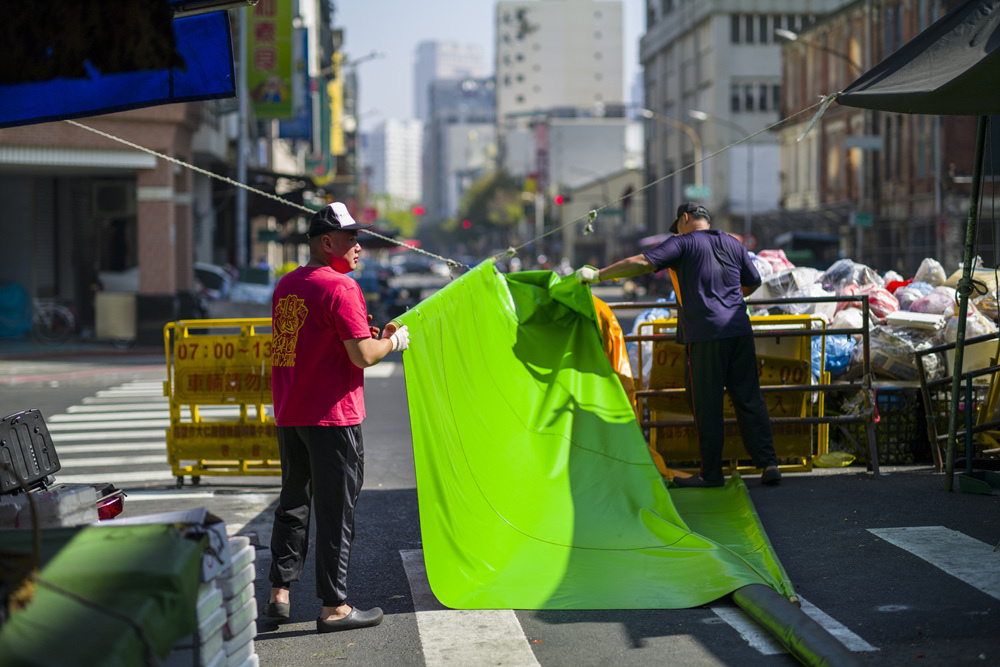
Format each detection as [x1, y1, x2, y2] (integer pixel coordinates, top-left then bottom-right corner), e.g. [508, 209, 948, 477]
[749, 250, 999, 383]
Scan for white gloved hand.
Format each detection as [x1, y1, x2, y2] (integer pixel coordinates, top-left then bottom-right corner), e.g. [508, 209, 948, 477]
[574, 266, 600, 284]
[389, 325, 410, 352]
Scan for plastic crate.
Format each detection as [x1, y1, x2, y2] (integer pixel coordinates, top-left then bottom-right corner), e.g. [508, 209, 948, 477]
[835, 387, 932, 465]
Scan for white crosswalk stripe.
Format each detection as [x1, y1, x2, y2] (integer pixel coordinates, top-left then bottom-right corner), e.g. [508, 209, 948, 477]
[43, 380, 175, 487]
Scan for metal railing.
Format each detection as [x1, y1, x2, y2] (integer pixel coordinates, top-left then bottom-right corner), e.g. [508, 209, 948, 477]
[609, 294, 880, 476]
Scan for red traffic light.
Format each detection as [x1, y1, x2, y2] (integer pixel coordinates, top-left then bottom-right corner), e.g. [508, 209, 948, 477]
[554, 195, 565, 205]
[411, 205, 425, 216]
[461, 219, 471, 229]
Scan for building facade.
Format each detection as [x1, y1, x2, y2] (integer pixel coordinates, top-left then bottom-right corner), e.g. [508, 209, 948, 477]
[363, 119, 424, 203]
[778, 0, 988, 275]
[423, 77, 497, 227]
[639, 0, 849, 242]
[414, 41, 487, 122]
[495, 0, 624, 129]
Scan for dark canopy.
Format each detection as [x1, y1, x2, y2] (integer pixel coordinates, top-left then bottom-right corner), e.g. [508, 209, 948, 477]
[0, 0, 235, 128]
[838, 0, 1000, 115]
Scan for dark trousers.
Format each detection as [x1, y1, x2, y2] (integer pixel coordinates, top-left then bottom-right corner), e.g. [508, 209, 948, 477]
[269, 424, 364, 607]
[684, 335, 777, 484]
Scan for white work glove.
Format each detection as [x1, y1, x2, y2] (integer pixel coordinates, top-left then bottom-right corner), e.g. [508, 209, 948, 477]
[574, 266, 600, 284]
[389, 325, 410, 352]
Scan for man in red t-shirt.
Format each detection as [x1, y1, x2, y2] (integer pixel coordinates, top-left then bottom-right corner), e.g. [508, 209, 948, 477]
[264, 202, 410, 633]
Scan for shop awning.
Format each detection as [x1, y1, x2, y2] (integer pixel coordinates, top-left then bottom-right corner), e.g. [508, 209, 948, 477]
[0, 0, 236, 129]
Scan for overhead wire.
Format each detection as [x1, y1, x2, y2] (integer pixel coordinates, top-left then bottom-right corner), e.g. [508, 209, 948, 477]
[69, 97, 830, 277]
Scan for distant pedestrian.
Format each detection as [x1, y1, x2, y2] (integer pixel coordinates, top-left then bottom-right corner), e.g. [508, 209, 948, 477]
[575, 202, 780, 488]
[264, 202, 410, 633]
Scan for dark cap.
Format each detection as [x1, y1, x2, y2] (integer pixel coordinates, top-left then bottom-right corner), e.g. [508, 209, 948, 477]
[670, 201, 711, 233]
[307, 202, 373, 238]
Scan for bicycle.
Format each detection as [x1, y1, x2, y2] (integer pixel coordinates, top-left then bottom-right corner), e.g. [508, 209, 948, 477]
[33, 298, 76, 343]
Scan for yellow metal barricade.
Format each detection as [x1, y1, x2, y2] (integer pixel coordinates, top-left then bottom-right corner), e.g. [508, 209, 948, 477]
[640, 314, 828, 475]
[163, 318, 279, 486]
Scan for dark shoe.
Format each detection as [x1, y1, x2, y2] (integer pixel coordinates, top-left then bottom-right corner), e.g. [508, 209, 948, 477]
[761, 466, 782, 486]
[672, 474, 724, 488]
[316, 607, 384, 633]
[262, 601, 290, 620]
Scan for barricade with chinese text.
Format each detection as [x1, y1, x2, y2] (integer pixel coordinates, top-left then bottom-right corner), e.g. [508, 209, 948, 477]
[163, 318, 277, 486]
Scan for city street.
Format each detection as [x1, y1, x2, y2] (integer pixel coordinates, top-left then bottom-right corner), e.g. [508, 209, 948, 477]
[1, 348, 998, 666]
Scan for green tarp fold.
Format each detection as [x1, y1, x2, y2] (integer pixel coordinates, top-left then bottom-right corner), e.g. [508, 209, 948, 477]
[396, 261, 794, 609]
[0, 524, 203, 666]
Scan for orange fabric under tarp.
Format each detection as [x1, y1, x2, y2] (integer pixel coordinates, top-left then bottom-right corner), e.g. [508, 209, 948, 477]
[592, 296, 674, 478]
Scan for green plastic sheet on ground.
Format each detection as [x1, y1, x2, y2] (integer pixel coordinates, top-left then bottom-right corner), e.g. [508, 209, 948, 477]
[395, 261, 795, 610]
[0, 524, 203, 666]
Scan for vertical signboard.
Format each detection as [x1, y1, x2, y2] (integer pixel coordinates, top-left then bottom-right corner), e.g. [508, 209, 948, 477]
[247, 0, 293, 119]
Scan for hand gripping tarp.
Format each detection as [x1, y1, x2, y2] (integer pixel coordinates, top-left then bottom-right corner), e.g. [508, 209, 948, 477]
[395, 261, 795, 609]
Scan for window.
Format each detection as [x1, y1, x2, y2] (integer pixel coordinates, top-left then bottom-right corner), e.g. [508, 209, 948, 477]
[731, 15, 741, 43]
[731, 84, 741, 112]
[758, 84, 769, 111]
[745, 15, 755, 43]
[885, 6, 895, 53]
[772, 84, 781, 112]
[759, 16, 770, 44]
[744, 84, 755, 111]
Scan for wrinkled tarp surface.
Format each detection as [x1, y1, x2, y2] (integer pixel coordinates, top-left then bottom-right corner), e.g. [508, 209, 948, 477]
[0, 524, 203, 666]
[395, 261, 794, 609]
[0, 8, 234, 128]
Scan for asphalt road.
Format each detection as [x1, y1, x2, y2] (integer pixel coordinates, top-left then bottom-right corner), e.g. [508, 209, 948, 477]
[1, 348, 998, 666]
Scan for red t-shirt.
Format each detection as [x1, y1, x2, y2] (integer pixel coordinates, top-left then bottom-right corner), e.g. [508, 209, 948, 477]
[271, 266, 371, 426]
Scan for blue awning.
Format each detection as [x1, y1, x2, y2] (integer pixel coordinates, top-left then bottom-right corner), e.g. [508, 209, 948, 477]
[0, 4, 235, 129]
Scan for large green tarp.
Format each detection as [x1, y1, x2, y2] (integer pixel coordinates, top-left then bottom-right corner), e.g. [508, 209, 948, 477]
[395, 261, 794, 609]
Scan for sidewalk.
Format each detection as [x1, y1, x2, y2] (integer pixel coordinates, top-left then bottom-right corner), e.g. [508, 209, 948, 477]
[0, 337, 163, 362]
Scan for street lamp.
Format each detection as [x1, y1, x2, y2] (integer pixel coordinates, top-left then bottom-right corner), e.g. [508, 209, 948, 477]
[775, 28, 870, 262]
[773, 29, 863, 75]
[689, 109, 753, 238]
[638, 108, 704, 188]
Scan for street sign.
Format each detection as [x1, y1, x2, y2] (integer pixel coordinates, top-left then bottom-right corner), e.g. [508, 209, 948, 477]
[852, 212, 874, 228]
[683, 185, 712, 200]
[845, 135, 884, 151]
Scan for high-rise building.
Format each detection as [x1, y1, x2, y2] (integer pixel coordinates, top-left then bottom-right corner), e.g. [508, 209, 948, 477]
[495, 0, 624, 129]
[423, 77, 497, 225]
[363, 119, 424, 202]
[414, 41, 487, 122]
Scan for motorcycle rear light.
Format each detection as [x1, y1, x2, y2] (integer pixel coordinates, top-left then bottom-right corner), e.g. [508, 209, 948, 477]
[97, 494, 124, 520]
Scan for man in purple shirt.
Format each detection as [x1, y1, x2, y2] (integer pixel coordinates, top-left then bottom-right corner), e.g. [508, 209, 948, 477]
[575, 202, 781, 488]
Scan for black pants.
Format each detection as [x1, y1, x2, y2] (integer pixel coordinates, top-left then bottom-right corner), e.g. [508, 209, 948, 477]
[269, 424, 364, 607]
[684, 335, 777, 485]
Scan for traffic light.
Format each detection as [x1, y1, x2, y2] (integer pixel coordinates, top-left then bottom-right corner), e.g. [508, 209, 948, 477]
[412, 205, 425, 216]
[461, 219, 472, 230]
[554, 195, 565, 205]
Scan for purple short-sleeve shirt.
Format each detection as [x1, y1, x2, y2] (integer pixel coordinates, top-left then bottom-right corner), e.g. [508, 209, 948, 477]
[643, 230, 761, 344]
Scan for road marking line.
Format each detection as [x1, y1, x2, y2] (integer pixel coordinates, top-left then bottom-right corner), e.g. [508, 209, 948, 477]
[51, 407, 253, 422]
[869, 526, 1000, 600]
[83, 396, 169, 404]
[54, 470, 177, 484]
[47, 419, 170, 430]
[68, 403, 173, 413]
[400, 549, 540, 666]
[48, 430, 166, 441]
[710, 603, 784, 654]
[125, 491, 216, 501]
[57, 454, 167, 467]
[798, 598, 878, 651]
[711, 596, 877, 655]
[365, 362, 396, 378]
[52, 442, 166, 453]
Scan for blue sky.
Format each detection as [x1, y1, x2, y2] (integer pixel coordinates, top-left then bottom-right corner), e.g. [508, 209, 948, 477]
[334, 0, 645, 124]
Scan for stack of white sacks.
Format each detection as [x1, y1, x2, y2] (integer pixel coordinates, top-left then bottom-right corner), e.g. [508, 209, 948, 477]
[165, 535, 258, 667]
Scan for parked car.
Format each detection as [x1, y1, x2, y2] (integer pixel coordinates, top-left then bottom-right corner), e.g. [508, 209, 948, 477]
[193, 262, 234, 301]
